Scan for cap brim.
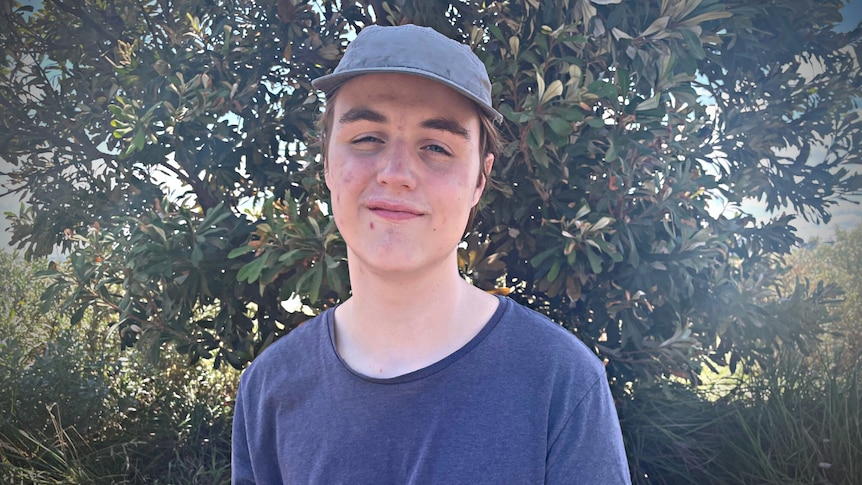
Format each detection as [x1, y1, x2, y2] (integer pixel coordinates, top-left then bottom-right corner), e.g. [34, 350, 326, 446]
[312, 68, 503, 124]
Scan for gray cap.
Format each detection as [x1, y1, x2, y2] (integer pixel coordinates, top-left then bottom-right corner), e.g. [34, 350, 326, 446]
[312, 24, 503, 123]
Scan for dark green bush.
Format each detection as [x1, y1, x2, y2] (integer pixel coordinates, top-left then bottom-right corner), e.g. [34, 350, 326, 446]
[1, 330, 111, 438]
[111, 355, 235, 484]
[0, 251, 235, 484]
[0, 333, 235, 484]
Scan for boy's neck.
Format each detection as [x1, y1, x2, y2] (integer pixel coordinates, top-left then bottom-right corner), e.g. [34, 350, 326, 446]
[333, 255, 498, 378]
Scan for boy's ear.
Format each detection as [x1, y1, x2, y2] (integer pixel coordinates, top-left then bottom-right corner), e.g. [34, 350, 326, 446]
[473, 153, 494, 204]
[483, 153, 494, 178]
[481, 153, 494, 187]
[323, 158, 332, 191]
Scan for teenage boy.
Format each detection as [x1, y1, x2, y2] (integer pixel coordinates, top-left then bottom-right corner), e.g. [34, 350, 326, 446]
[232, 24, 631, 484]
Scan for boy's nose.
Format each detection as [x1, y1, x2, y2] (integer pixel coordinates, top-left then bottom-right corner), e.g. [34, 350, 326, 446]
[376, 141, 417, 189]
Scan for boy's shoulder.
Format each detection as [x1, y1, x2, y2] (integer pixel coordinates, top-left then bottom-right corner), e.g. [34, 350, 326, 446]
[500, 298, 601, 361]
[239, 309, 331, 385]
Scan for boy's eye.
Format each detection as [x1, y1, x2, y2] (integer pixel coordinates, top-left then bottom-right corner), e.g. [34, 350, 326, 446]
[424, 144, 451, 155]
[353, 135, 382, 144]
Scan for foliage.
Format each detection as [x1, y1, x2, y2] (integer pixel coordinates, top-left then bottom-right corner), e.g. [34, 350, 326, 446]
[715, 351, 862, 484]
[108, 354, 235, 484]
[2, 0, 861, 388]
[623, 345, 862, 484]
[3, 251, 858, 482]
[0, 252, 234, 484]
[0, 250, 79, 351]
[785, 225, 862, 371]
[0, 252, 108, 435]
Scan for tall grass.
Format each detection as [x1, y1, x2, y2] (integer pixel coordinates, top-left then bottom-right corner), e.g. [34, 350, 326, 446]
[0, 404, 129, 484]
[624, 346, 862, 484]
[623, 381, 726, 484]
[718, 348, 861, 484]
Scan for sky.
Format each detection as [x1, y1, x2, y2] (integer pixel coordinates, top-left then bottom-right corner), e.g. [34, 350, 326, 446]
[0, 159, 22, 252]
[839, 0, 862, 32]
[1, 1, 861, 251]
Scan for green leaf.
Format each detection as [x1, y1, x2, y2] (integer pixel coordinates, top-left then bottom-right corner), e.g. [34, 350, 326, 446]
[228, 245, 255, 259]
[587, 80, 617, 99]
[586, 247, 603, 274]
[199, 202, 232, 232]
[191, 244, 203, 267]
[547, 117, 573, 136]
[277, 249, 305, 264]
[132, 128, 146, 151]
[237, 256, 266, 283]
[547, 259, 561, 282]
[681, 28, 706, 60]
[561, 109, 585, 122]
[587, 117, 605, 128]
[69, 304, 87, 326]
[606, 141, 617, 162]
[540, 79, 564, 105]
[592, 216, 615, 231]
[309, 265, 323, 303]
[531, 247, 559, 269]
[636, 94, 661, 111]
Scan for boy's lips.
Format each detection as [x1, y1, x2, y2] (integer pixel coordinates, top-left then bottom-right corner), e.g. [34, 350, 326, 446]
[365, 200, 425, 221]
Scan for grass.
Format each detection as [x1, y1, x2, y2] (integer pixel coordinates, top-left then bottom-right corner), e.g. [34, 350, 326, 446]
[624, 346, 862, 484]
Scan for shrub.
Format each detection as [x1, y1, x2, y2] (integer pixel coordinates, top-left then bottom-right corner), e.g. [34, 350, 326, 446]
[0, 251, 236, 484]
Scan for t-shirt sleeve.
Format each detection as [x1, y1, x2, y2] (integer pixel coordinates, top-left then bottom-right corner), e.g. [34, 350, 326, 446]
[545, 374, 632, 484]
[231, 378, 255, 485]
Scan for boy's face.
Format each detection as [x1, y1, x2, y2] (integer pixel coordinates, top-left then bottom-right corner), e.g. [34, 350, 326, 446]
[324, 73, 493, 276]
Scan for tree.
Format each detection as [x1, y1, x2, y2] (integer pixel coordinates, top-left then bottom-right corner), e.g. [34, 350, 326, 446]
[1, 0, 860, 387]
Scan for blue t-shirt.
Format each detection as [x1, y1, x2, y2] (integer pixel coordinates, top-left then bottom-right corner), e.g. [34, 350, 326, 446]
[232, 296, 631, 484]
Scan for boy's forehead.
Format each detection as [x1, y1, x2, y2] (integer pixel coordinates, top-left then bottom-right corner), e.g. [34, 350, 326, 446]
[329, 74, 481, 145]
[334, 73, 480, 115]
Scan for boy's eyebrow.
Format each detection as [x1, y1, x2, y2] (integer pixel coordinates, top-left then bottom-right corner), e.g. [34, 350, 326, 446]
[422, 118, 470, 140]
[338, 106, 471, 141]
[339, 107, 387, 124]
[338, 106, 386, 123]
